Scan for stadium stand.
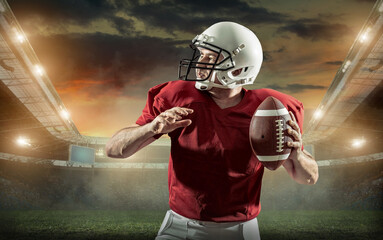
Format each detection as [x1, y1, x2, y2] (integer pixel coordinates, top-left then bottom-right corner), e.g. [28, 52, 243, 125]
[0, 157, 382, 210]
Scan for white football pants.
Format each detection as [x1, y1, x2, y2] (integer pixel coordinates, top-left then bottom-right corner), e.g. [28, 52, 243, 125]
[155, 210, 261, 240]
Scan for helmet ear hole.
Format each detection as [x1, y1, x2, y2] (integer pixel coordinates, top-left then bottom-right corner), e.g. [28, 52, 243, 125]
[231, 68, 243, 76]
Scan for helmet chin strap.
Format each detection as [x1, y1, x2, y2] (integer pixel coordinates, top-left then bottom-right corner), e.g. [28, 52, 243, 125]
[195, 71, 236, 90]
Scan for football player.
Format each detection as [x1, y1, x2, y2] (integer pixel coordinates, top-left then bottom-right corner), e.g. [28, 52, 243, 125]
[106, 22, 319, 240]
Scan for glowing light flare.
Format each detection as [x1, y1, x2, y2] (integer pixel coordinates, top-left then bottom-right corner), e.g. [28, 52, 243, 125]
[35, 65, 44, 76]
[13, 28, 25, 43]
[16, 33, 25, 43]
[313, 110, 322, 119]
[60, 109, 70, 120]
[16, 137, 31, 147]
[342, 60, 352, 73]
[360, 33, 367, 42]
[359, 28, 371, 43]
[351, 138, 366, 148]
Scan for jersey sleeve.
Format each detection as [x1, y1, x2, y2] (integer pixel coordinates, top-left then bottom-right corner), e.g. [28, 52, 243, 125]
[136, 82, 170, 138]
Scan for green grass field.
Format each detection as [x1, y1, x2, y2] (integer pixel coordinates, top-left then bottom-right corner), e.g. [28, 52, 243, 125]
[0, 210, 382, 240]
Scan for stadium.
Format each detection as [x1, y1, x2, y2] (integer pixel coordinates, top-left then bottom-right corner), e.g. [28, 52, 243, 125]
[0, 0, 382, 239]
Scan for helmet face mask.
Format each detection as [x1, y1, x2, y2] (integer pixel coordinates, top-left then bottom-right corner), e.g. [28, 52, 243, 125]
[178, 22, 263, 91]
[178, 37, 235, 82]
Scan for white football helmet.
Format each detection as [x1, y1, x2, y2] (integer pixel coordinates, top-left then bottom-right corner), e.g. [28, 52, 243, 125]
[178, 21, 263, 90]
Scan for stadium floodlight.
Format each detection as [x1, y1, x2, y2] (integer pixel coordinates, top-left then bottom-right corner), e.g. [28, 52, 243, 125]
[16, 33, 25, 43]
[35, 65, 44, 76]
[351, 138, 366, 148]
[60, 109, 70, 120]
[313, 109, 322, 119]
[359, 28, 371, 43]
[13, 28, 25, 43]
[342, 60, 351, 73]
[16, 137, 31, 147]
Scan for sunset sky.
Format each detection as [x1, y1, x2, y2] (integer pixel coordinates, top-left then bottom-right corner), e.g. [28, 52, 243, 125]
[7, 0, 377, 137]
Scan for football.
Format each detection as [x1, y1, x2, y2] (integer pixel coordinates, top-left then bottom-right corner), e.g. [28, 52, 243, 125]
[249, 96, 293, 170]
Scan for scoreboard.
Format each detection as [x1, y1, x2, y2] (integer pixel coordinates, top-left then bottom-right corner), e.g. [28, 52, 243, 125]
[69, 145, 95, 164]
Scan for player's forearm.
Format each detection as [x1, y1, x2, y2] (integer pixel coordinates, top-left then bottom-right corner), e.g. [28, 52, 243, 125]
[105, 123, 156, 158]
[292, 151, 319, 185]
[106, 107, 193, 158]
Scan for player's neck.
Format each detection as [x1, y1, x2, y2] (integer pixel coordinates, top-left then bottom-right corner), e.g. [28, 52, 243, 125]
[208, 87, 244, 109]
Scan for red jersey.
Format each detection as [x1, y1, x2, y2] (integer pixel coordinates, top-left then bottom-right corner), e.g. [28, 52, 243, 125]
[136, 80, 304, 222]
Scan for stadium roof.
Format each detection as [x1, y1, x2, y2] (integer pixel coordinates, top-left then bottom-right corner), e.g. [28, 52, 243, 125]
[0, 0, 382, 163]
[303, 0, 383, 160]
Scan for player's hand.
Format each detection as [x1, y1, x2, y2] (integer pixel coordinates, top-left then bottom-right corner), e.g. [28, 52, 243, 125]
[150, 107, 193, 134]
[286, 111, 303, 161]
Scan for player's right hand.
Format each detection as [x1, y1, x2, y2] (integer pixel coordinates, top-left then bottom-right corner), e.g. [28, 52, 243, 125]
[150, 107, 193, 134]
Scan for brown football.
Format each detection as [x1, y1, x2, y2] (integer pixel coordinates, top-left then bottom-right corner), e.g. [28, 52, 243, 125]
[249, 96, 293, 170]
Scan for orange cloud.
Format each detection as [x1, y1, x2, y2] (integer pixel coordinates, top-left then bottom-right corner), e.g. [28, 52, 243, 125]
[54, 78, 146, 137]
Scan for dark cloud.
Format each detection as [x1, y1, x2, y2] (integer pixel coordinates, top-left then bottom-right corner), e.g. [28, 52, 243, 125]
[9, 0, 289, 36]
[263, 46, 286, 62]
[317, 13, 346, 20]
[325, 61, 343, 65]
[278, 19, 352, 41]
[8, 0, 113, 24]
[266, 83, 327, 93]
[8, 0, 136, 35]
[263, 52, 272, 62]
[122, 0, 289, 33]
[109, 16, 136, 35]
[27, 33, 190, 97]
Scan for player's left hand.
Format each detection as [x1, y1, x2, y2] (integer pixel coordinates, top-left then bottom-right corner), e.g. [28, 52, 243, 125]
[286, 111, 303, 161]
